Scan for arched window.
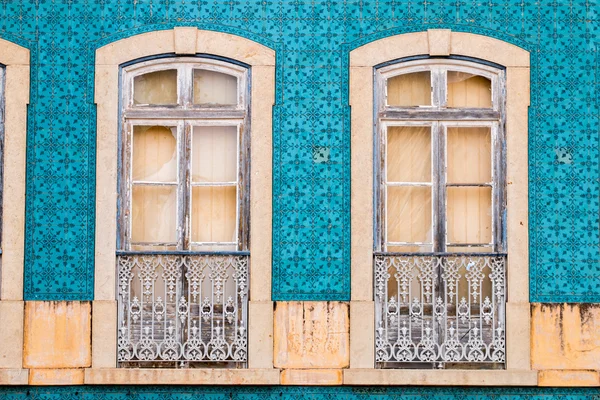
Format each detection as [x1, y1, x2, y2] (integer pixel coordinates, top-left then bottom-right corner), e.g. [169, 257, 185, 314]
[116, 57, 250, 368]
[92, 28, 275, 381]
[374, 58, 507, 368]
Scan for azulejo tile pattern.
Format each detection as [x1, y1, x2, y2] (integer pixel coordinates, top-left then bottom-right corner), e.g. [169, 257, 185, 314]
[0, 386, 599, 399]
[0, 0, 597, 301]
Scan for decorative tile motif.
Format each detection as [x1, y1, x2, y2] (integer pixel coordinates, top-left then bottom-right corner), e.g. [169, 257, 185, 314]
[0, 1, 596, 301]
[0, 385, 598, 399]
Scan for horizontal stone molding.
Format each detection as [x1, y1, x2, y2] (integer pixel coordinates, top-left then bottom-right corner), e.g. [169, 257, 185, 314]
[343, 369, 538, 386]
[281, 369, 342, 385]
[538, 370, 600, 387]
[29, 368, 85, 386]
[84, 368, 281, 385]
[0, 369, 28, 385]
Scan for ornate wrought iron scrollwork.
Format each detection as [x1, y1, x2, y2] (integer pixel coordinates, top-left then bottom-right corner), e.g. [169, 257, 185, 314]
[374, 254, 506, 367]
[117, 253, 249, 366]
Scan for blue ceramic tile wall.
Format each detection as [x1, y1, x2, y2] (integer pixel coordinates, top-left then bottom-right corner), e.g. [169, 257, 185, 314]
[0, 385, 598, 399]
[0, 0, 597, 302]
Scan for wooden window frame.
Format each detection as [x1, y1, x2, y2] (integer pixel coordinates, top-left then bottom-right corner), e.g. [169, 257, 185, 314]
[118, 56, 251, 252]
[374, 58, 507, 255]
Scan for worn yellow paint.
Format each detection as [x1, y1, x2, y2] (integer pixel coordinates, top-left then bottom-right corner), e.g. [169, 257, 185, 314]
[274, 302, 349, 369]
[23, 301, 91, 369]
[531, 303, 600, 370]
[538, 370, 599, 387]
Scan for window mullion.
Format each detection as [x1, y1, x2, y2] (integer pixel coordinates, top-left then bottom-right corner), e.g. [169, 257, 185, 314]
[433, 121, 446, 253]
[431, 68, 446, 108]
[378, 122, 387, 252]
[492, 122, 505, 253]
[179, 64, 192, 107]
[122, 121, 133, 251]
[178, 121, 190, 250]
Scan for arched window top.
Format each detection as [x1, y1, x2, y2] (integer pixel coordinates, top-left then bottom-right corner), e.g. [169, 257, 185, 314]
[123, 57, 248, 111]
[376, 58, 504, 111]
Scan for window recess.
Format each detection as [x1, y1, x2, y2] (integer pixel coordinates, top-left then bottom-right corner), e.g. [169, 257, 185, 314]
[374, 59, 507, 369]
[117, 57, 249, 368]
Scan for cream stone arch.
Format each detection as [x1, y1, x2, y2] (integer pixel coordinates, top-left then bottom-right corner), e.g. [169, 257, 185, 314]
[90, 28, 278, 384]
[0, 38, 29, 383]
[346, 30, 536, 385]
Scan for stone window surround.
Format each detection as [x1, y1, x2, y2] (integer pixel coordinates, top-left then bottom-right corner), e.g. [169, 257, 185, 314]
[347, 29, 535, 385]
[89, 27, 278, 384]
[0, 38, 29, 385]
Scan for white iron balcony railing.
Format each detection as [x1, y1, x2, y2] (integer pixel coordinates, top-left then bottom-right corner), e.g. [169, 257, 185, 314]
[374, 253, 506, 368]
[117, 251, 249, 367]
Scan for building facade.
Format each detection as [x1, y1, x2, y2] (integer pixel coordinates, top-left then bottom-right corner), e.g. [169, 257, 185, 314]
[0, 0, 598, 398]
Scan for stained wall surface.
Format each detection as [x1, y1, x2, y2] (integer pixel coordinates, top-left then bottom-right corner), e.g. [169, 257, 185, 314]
[0, 1, 596, 301]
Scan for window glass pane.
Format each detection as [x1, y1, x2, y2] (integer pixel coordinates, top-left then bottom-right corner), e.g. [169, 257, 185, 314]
[133, 69, 178, 105]
[387, 186, 432, 244]
[131, 185, 177, 243]
[387, 71, 431, 107]
[192, 126, 237, 183]
[132, 125, 178, 182]
[193, 69, 238, 106]
[447, 127, 491, 184]
[447, 72, 492, 108]
[447, 186, 492, 244]
[192, 186, 237, 243]
[387, 126, 431, 182]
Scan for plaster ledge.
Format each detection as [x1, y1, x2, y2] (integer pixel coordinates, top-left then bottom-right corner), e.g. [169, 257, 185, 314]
[84, 368, 281, 385]
[0, 369, 29, 385]
[343, 369, 538, 386]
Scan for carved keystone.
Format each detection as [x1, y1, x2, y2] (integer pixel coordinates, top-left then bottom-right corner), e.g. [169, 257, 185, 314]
[274, 301, 349, 369]
[427, 29, 451, 56]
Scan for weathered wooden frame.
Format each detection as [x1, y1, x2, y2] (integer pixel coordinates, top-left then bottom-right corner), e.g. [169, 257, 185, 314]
[374, 58, 506, 254]
[118, 57, 250, 253]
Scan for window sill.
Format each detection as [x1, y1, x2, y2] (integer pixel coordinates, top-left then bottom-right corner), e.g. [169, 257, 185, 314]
[84, 368, 280, 385]
[343, 369, 538, 386]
